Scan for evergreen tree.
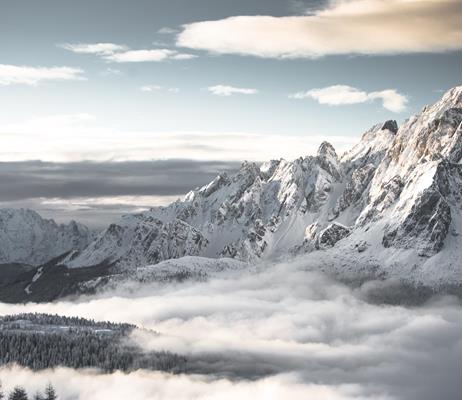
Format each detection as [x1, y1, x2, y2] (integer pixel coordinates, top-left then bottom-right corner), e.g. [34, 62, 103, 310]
[43, 384, 56, 400]
[0, 380, 4, 400]
[32, 392, 43, 400]
[8, 387, 28, 400]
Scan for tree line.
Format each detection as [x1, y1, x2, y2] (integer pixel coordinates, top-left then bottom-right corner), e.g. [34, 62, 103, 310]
[0, 313, 187, 373]
[0, 381, 57, 400]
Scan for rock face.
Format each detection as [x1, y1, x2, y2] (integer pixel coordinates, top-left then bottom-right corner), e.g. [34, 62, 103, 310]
[0, 209, 93, 265]
[3, 87, 462, 285]
[315, 223, 351, 250]
[64, 216, 208, 271]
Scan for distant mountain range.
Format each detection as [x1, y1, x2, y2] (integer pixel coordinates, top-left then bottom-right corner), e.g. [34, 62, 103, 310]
[1, 86, 461, 300]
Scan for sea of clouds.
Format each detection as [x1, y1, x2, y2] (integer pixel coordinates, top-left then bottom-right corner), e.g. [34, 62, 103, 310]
[1, 259, 461, 399]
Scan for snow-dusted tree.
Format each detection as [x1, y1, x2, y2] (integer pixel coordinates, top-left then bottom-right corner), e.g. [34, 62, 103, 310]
[8, 387, 28, 400]
[32, 392, 43, 400]
[0, 380, 4, 400]
[43, 384, 56, 400]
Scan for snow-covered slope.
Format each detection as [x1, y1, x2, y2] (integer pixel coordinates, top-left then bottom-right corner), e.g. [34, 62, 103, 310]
[66, 140, 350, 269]
[0, 209, 93, 266]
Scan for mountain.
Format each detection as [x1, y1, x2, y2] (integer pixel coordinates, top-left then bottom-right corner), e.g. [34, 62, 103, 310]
[64, 87, 462, 286]
[0, 209, 93, 266]
[1, 87, 462, 296]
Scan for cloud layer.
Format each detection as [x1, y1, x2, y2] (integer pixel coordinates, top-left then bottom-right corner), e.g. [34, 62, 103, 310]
[291, 85, 408, 112]
[177, 0, 462, 58]
[0, 159, 239, 227]
[1, 260, 462, 399]
[0, 64, 84, 86]
[0, 114, 356, 162]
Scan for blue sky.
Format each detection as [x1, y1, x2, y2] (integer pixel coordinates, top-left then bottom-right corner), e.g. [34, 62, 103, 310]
[0, 0, 461, 224]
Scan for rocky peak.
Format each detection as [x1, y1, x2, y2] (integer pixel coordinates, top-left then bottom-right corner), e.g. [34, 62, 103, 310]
[0, 208, 93, 265]
[317, 141, 341, 180]
[381, 120, 398, 134]
[317, 141, 337, 160]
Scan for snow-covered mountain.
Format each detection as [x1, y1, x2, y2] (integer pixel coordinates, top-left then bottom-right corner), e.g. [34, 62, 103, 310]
[63, 86, 462, 285]
[0, 209, 93, 266]
[2, 87, 462, 289]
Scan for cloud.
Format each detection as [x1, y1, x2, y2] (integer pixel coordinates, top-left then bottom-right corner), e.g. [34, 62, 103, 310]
[104, 49, 197, 63]
[0, 64, 84, 86]
[0, 367, 380, 400]
[208, 85, 259, 97]
[0, 159, 240, 201]
[157, 27, 179, 34]
[61, 43, 196, 63]
[59, 42, 127, 55]
[177, 0, 462, 58]
[1, 260, 462, 399]
[140, 85, 180, 93]
[101, 68, 122, 76]
[291, 85, 408, 112]
[0, 159, 239, 227]
[0, 114, 356, 162]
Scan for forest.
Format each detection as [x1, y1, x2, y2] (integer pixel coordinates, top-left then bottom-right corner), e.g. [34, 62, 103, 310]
[0, 313, 187, 373]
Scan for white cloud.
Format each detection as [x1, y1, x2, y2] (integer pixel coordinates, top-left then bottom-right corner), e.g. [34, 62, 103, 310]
[140, 84, 163, 92]
[59, 42, 127, 55]
[101, 67, 122, 76]
[61, 43, 196, 63]
[158, 27, 179, 34]
[105, 49, 196, 63]
[140, 85, 180, 93]
[291, 85, 408, 112]
[177, 0, 462, 58]
[0, 114, 356, 162]
[0, 64, 84, 86]
[208, 85, 259, 97]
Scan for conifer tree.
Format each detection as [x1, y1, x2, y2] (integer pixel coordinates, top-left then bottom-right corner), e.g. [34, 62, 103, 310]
[8, 387, 28, 400]
[32, 392, 43, 400]
[44, 384, 56, 400]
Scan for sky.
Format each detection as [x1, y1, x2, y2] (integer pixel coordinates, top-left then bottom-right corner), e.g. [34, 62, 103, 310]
[1, 0, 461, 227]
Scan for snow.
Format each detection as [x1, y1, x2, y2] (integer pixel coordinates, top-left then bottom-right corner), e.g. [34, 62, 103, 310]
[0, 209, 93, 266]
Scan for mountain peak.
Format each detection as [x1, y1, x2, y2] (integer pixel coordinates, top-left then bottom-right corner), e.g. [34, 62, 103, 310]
[317, 141, 337, 160]
[381, 120, 398, 134]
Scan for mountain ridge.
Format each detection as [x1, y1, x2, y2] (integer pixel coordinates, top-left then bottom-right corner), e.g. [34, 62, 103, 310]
[1, 86, 462, 290]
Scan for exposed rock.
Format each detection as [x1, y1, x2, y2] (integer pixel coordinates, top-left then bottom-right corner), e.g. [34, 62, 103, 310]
[382, 188, 451, 257]
[315, 223, 351, 250]
[333, 163, 376, 217]
[381, 120, 398, 134]
[317, 141, 341, 180]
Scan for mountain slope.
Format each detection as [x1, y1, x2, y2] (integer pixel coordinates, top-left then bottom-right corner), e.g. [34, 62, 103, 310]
[0, 209, 93, 266]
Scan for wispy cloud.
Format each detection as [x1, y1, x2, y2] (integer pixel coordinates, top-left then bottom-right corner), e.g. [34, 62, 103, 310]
[140, 85, 180, 93]
[0, 113, 356, 162]
[290, 85, 408, 112]
[157, 27, 179, 34]
[59, 42, 127, 55]
[177, 0, 462, 58]
[61, 42, 196, 63]
[106, 49, 196, 63]
[208, 85, 258, 97]
[101, 68, 122, 76]
[0, 64, 84, 86]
